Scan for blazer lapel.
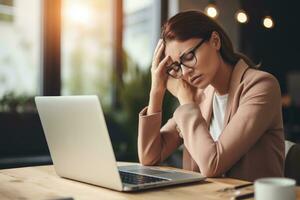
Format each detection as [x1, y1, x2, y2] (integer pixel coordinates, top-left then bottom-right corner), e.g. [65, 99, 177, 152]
[200, 85, 215, 126]
[223, 59, 250, 128]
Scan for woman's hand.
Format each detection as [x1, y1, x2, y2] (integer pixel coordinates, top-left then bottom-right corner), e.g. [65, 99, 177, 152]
[166, 76, 179, 97]
[167, 77, 196, 105]
[150, 39, 170, 95]
[147, 39, 170, 115]
[167, 76, 204, 106]
[176, 79, 197, 105]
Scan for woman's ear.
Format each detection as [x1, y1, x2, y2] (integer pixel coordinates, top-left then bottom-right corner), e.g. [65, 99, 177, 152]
[210, 31, 221, 50]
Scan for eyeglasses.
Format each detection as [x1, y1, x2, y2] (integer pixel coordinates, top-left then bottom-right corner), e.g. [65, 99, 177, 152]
[166, 39, 206, 79]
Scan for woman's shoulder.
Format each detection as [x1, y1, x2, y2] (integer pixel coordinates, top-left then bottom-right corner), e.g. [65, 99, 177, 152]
[238, 67, 282, 105]
[242, 67, 280, 90]
[229, 66, 282, 111]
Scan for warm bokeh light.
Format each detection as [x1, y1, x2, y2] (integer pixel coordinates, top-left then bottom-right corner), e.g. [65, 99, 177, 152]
[236, 10, 248, 23]
[65, 4, 93, 26]
[263, 16, 274, 29]
[205, 4, 218, 18]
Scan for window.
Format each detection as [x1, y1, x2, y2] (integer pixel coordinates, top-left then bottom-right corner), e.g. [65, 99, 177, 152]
[61, 0, 113, 108]
[123, 0, 160, 82]
[0, 0, 41, 100]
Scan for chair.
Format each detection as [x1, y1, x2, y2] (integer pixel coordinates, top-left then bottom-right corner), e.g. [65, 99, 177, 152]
[285, 140, 300, 185]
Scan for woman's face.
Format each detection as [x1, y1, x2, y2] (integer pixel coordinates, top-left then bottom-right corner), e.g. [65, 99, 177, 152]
[164, 32, 221, 89]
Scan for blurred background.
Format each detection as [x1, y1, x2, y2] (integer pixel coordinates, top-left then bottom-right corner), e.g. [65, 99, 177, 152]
[0, 0, 299, 169]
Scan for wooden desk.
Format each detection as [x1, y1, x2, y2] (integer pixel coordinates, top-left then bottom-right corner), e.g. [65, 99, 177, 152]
[0, 162, 299, 200]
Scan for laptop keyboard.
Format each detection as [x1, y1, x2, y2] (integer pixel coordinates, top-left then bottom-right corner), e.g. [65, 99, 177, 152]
[119, 171, 169, 185]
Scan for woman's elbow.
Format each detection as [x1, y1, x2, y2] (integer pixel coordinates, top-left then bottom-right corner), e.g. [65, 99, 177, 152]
[199, 164, 222, 177]
[201, 169, 219, 177]
[138, 153, 160, 166]
[139, 158, 159, 166]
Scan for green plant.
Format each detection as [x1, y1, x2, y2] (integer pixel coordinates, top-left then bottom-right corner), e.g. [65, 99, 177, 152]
[106, 63, 178, 161]
[0, 92, 36, 113]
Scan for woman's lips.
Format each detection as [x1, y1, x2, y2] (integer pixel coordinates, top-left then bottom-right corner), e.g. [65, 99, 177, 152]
[191, 75, 203, 84]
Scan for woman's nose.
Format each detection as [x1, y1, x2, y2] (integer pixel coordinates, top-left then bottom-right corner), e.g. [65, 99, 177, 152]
[181, 64, 193, 78]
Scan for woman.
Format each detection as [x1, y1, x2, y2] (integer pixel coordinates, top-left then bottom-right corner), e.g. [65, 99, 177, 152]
[138, 10, 284, 182]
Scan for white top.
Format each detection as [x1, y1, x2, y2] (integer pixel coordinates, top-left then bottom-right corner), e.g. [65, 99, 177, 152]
[209, 92, 228, 141]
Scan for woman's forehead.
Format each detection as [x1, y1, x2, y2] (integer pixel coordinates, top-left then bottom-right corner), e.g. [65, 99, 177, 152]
[164, 38, 201, 58]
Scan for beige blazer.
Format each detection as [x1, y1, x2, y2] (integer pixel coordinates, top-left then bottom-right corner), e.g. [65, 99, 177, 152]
[138, 59, 285, 182]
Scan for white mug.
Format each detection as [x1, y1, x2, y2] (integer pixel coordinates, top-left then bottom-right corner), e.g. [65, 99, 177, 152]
[254, 177, 296, 200]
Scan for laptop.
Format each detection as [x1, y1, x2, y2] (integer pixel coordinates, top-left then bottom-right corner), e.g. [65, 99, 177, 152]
[35, 95, 205, 191]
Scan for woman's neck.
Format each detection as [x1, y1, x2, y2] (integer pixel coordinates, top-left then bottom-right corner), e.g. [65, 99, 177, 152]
[211, 59, 233, 96]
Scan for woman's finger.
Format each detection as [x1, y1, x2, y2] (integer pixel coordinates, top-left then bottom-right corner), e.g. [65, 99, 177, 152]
[153, 39, 163, 57]
[156, 55, 170, 73]
[152, 42, 165, 69]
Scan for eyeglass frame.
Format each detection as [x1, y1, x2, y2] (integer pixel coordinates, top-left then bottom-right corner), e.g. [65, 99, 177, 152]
[166, 38, 207, 79]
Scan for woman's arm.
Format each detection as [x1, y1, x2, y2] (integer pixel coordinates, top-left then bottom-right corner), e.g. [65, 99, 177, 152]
[138, 106, 183, 165]
[173, 73, 283, 177]
[138, 39, 184, 165]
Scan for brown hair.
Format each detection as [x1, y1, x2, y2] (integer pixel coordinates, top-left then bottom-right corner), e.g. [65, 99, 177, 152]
[161, 10, 257, 68]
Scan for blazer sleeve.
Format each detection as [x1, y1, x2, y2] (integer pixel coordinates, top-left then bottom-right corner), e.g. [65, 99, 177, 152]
[138, 107, 183, 165]
[173, 74, 282, 177]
